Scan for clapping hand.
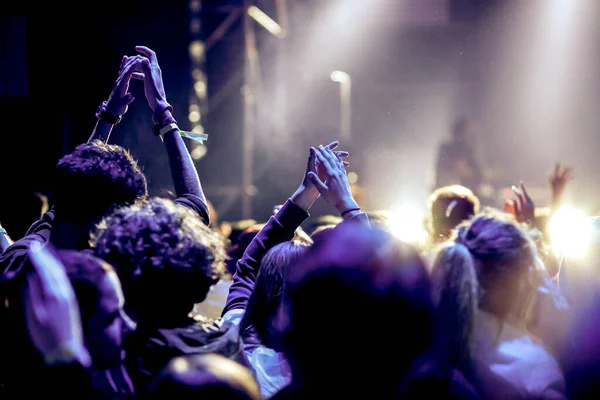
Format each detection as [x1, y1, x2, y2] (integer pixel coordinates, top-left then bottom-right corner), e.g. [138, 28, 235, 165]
[291, 142, 348, 212]
[308, 145, 359, 218]
[103, 56, 146, 117]
[129, 46, 170, 114]
[24, 243, 91, 367]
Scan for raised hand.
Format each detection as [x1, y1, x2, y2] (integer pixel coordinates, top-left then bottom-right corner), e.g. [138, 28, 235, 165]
[24, 243, 91, 367]
[549, 162, 573, 210]
[103, 55, 145, 117]
[291, 142, 348, 212]
[130, 46, 170, 113]
[308, 145, 359, 217]
[508, 181, 535, 225]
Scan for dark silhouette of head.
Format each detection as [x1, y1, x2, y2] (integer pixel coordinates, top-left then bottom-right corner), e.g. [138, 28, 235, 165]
[277, 224, 434, 397]
[53, 140, 147, 225]
[57, 249, 129, 369]
[428, 185, 480, 242]
[226, 223, 264, 275]
[147, 353, 260, 400]
[239, 240, 309, 349]
[91, 197, 227, 322]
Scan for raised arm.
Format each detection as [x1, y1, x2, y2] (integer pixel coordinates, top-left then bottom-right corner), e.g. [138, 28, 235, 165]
[308, 145, 369, 226]
[222, 143, 348, 315]
[132, 46, 205, 205]
[87, 56, 139, 143]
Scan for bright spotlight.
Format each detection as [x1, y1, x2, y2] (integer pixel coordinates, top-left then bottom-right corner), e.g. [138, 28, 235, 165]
[248, 6, 285, 38]
[387, 204, 428, 245]
[330, 70, 350, 84]
[548, 206, 593, 259]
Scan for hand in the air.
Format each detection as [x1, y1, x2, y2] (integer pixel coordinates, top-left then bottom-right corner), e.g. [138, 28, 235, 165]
[129, 46, 170, 113]
[507, 181, 535, 225]
[308, 145, 358, 214]
[104, 55, 145, 117]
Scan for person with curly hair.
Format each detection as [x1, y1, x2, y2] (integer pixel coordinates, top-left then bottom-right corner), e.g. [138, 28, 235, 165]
[91, 197, 233, 396]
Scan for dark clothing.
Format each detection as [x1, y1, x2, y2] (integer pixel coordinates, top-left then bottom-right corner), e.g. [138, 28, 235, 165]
[0, 194, 209, 399]
[0, 194, 209, 281]
[222, 199, 310, 317]
[126, 314, 246, 396]
[435, 141, 482, 192]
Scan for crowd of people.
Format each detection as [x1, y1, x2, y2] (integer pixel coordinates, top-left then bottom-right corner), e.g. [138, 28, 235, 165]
[0, 45, 598, 399]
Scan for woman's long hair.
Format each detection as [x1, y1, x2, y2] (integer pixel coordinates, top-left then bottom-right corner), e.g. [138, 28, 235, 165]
[239, 241, 308, 349]
[430, 242, 478, 371]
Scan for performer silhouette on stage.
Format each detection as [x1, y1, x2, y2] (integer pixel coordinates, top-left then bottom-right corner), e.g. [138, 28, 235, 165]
[435, 117, 482, 194]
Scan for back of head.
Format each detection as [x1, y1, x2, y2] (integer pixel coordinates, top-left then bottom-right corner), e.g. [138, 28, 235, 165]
[430, 243, 478, 370]
[304, 215, 342, 236]
[279, 224, 434, 394]
[91, 197, 227, 321]
[226, 224, 264, 275]
[148, 353, 260, 400]
[429, 185, 480, 241]
[455, 210, 535, 318]
[56, 249, 126, 368]
[240, 241, 309, 348]
[53, 140, 148, 224]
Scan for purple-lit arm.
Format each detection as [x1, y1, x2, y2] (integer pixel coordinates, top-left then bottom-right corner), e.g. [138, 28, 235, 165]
[88, 56, 139, 144]
[222, 143, 346, 314]
[132, 46, 207, 205]
[222, 199, 309, 315]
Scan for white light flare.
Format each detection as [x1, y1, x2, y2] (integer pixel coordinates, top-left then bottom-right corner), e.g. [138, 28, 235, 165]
[548, 206, 593, 260]
[330, 70, 350, 84]
[387, 204, 428, 245]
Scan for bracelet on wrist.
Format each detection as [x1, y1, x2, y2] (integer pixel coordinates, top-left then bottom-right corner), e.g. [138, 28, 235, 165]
[153, 121, 179, 140]
[95, 101, 122, 125]
[341, 207, 361, 217]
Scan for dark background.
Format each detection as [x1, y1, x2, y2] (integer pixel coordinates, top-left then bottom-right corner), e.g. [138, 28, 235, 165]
[1, 0, 599, 240]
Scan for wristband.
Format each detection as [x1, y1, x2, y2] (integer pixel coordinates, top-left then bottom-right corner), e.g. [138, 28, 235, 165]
[154, 123, 179, 138]
[341, 207, 361, 217]
[95, 101, 122, 125]
[0, 228, 7, 235]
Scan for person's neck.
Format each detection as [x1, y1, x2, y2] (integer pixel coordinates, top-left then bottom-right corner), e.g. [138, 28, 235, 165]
[50, 220, 93, 251]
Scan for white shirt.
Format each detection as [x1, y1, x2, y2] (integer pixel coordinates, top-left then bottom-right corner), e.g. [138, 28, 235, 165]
[223, 309, 292, 399]
[471, 310, 566, 399]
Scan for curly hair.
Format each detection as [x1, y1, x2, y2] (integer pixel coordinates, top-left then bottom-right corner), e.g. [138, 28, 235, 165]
[91, 197, 227, 317]
[53, 140, 148, 223]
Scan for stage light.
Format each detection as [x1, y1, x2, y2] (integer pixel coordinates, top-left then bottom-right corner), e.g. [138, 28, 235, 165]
[248, 6, 285, 38]
[192, 125, 205, 133]
[347, 171, 358, 184]
[548, 206, 593, 259]
[189, 110, 201, 123]
[189, 40, 205, 62]
[191, 145, 207, 160]
[194, 80, 207, 98]
[330, 70, 350, 84]
[387, 204, 428, 245]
